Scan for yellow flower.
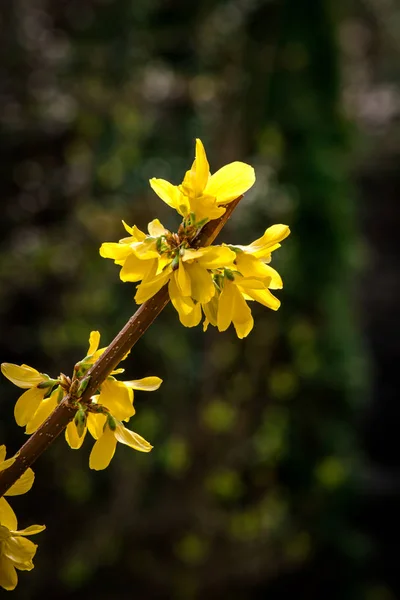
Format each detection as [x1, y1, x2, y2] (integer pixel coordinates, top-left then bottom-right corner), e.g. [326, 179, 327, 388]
[134, 245, 236, 326]
[0, 523, 45, 591]
[149, 138, 255, 222]
[100, 219, 166, 282]
[202, 224, 291, 338]
[65, 331, 161, 465]
[0, 364, 60, 430]
[0, 446, 44, 591]
[88, 415, 152, 471]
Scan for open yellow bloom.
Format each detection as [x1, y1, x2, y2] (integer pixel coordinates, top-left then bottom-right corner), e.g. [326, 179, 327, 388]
[150, 138, 255, 222]
[0, 363, 60, 430]
[0, 446, 44, 591]
[0, 523, 45, 591]
[201, 224, 290, 338]
[134, 244, 236, 326]
[88, 414, 152, 471]
[65, 331, 161, 466]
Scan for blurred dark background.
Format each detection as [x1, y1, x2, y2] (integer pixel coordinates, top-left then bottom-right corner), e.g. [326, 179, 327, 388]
[0, 0, 399, 598]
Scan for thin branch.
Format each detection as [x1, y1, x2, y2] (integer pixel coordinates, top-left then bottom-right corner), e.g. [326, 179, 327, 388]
[0, 197, 241, 497]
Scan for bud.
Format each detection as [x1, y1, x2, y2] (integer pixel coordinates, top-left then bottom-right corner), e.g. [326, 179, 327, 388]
[77, 376, 91, 398]
[74, 406, 87, 438]
[171, 253, 179, 270]
[224, 268, 235, 281]
[107, 414, 117, 431]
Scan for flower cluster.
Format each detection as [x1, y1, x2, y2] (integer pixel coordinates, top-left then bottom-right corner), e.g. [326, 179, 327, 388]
[1, 331, 162, 471]
[0, 446, 45, 591]
[100, 139, 290, 338]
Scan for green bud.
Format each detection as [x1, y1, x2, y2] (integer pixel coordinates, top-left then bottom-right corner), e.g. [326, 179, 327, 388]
[77, 376, 91, 398]
[54, 386, 64, 404]
[195, 217, 209, 229]
[107, 414, 117, 431]
[74, 407, 87, 438]
[37, 378, 55, 389]
[224, 269, 235, 281]
[171, 253, 180, 270]
[228, 245, 244, 254]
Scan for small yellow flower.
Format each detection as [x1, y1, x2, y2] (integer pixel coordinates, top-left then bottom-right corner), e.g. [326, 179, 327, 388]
[202, 225, 291, 338]
[0, 364, 60, 430]
[150, 138, 255, 222]
[65, 331, 161, 467]
[0, 446, 44, 591]
[88, 415, 152, 471]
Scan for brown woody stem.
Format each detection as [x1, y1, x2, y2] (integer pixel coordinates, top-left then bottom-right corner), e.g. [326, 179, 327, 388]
[0, 197, 241, 497]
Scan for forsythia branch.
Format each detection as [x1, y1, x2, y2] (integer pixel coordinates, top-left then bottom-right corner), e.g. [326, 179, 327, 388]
[0, 197, 241, 498]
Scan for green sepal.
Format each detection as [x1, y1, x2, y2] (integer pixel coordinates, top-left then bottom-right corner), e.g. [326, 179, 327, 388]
[171, 253, 179, 270]
[224, 269, 235, 281]
[107, 414, 117, 431]
[77, 376, 91, 398]
[74, 406, 87, 438]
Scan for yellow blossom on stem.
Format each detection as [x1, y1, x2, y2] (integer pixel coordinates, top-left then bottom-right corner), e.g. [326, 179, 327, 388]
[0, 364, 61, 430]
[88, 414, 152, 471]
[65, 331, 161, 466]
[201, 224, 291, 338]
[150, 138, 255, 222]
[0, 446, 44, 591]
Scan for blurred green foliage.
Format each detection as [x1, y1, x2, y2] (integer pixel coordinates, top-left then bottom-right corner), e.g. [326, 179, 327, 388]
[0, 0, 370, 598]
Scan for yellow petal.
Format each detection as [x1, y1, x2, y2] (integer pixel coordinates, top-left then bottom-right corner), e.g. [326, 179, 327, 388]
[3, 535, 37, 564]
[0, 498, 17, 530]
[131, 239, 160, 260]
[147, 219, 167, 237]
[1, 364, 44, 389]
[205, 161, 255, 204]
[176, 260, 191, 296]
[5, 469, 34, 497]
[14, 388, 45, 427]
[99, 242, 133, 262]
[192, 139, 210, 196]
[246, 224, 290, 258]
[156, 255, 173, 275]
[149, 178, 190, 216]
[0, 445, 6, 463]
[185, 263, 215, 303]
[235, 253, 275, 281]
[179, 302, 202, 328]
[123, 377, 162, 392]
[188, 194, 225, 222]
[202, 295, 219, 327]
[121, 221, 147, 240]
[114, 422, 152, 453]
[13, 525, 45, 536]
[134, 268, 171, 304]
[231, 290, 254, 338]
[184, 246, 236, 269]
[0, 454, 15, 473]
[217, 281, 235, 332]
[89, 427, 117, 470]
[120, 255, 155, 282]
[25, 388, 59, 435]
[87, 331, 100, 355]
[0, 554, 18, 591]
[234, 276, 267, 290]
[168, 277, 194, 317]
[98, 379, 135, 421]
[87, 413, 106, 440]
[239, 286, 281, 311]
[65, 422, 87, 450]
